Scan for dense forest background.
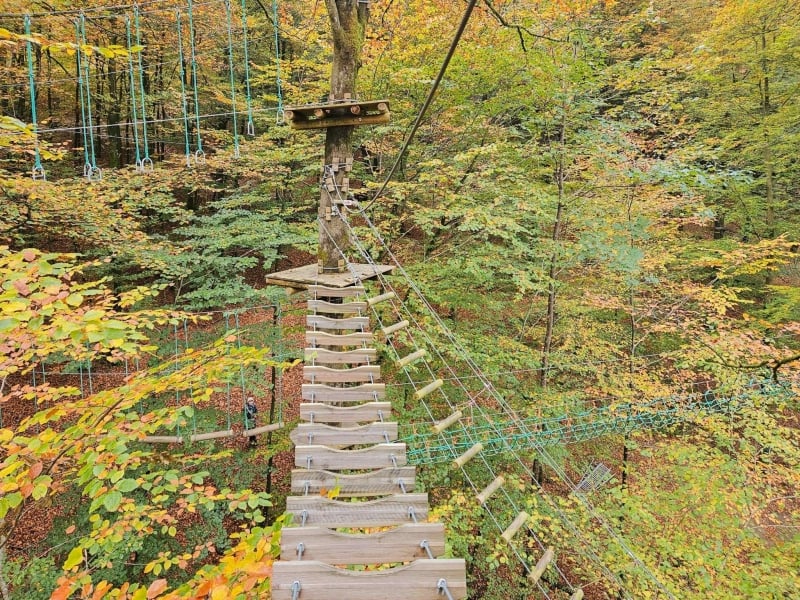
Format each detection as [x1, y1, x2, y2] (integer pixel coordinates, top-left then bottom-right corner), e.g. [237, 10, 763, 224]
[1, 0, 798, 598]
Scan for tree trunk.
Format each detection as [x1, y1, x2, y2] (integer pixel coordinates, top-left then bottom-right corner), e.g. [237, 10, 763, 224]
[318, 0, 369, 272]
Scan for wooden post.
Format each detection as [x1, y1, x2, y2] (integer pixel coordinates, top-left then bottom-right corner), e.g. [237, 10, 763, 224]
[318, 0, 370, 273]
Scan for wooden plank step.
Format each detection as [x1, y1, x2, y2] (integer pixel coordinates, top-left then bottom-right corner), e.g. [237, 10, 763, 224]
[306, 331, 373, 347]
[291, 466, 416, 496]
[302, 383, 385, 402]
[286, 493, 428, 528]
[307, 315, 369, 331]
[304, 365, 381, 383]
[308, 284, 365, 298]
[304, 347, 377, 365]
[295, 443, 406, 470]
[290, 422, 398, 447]
[300, 402, 392, 424]
[271, 559, 466, 600]
[308, 299, 368, 315]
[280, 523, 445, 563]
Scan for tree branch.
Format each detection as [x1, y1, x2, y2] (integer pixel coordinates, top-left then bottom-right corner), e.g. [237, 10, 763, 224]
[481, 0, 564, 51]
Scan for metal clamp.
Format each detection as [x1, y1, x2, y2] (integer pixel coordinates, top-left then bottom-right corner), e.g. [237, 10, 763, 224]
[296, 542, 305, 559]
[438, 578, 454, 600]
[291, 580, 301, 600]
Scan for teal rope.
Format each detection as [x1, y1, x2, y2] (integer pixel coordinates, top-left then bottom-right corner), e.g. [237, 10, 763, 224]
[133, 5, 152, 169]
[183, 319, 197, 433]
[74, 19, 91, 177]
[239, 0, 254, 135]
[175, 10, 192, 167]
[224, 0, 240, 158]
[234, 311, 248, 425]
[225, 313, 234, 430]
[24, 15, 45, 180]
[78, 14, 100, 180]
[186, 0, 204, 160]
[124, 16, 142, 169]
[271, 0, 283, 124]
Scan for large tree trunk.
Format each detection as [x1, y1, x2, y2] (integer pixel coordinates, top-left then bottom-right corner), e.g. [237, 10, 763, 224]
[318, 0, 369, 272]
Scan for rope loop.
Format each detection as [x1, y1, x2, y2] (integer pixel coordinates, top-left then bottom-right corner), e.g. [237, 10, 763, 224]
[31, 165, 46, 181]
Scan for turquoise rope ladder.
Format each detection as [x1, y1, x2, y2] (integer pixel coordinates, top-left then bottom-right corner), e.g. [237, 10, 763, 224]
[133, 4, 153, 171]
[24, 15, 46, 181]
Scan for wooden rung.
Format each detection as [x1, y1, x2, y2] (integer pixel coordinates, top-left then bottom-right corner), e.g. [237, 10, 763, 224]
[452, 442, 483, 468]
[300, 402, 392, 424]
[302, 383, 385, 402]
[141, 435, 181, 444]
[397, 349, 426, 368]
[529, 547, 554, 584]
[243, 422, 284, 436]
[304, 365, 381, 383]
[569, 589, 584, 600]
[381, 320, 409, 336]
[280, 523, 445, 563]
[367, 291, 396, 306]
[189, 429, 234, 442]
[295, 443, 407, 470]
[476, 475, 505, 505]
[308, 299, 367, 315]
[290, 422, 398, 447]
[271, 559, 466, 600]
[285, 493, 428, 528]
[433, 410, 463, 434]
[414, 378, 443, 400]
[308, 285, 365, 298]
[291, 466, 416, 497]
[501, 511, 529, 543]
[304, 347, 377, 365]
[306, 331, 373, 347]
[307, 315, 369, 331]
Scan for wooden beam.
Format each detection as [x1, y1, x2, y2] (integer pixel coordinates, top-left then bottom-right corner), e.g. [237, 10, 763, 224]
[305, 331, 373, 347]
[288, 111, 391, 131]
[291, 466, 416, 496]
[280, 523, 445, 563]
[307, 315, 369, 331]
[304, 347, 377, 365]
[304, 365, 381, 383]
[189, 429, 234, 442]
[271, 559, 466, 600]
[290, 422, 398, 447]
[308, 299, 368, 315]
[300, 402, 392, 424]
[286, 493, 428, 528]
[302, 383, 385, 402]
[308, 284, 365, 298]
[243, 422, 284, 436]
[295, 443, 406, 470]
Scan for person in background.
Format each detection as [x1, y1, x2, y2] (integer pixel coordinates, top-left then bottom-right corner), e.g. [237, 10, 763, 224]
[245, 396, 258, 447]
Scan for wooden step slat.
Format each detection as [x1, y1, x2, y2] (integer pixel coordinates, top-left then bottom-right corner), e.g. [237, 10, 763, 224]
[290, 422, 398, 447]
[302, 383, 385, 402]
[307, 315, 369, 331]
[286, 493, 428, 528]
[304, 365, 381, 383]
[291, 466, 416, 497]
[271, 559, 467, 600]
[306, 331, 373, 347]
[309, 284, 365, 298]
[308, 299, 368, 315]
[296, 443, 406, 470]
[304, 347, 377, 365]
[280, 523, 445, 563]
[300, 402, 391, 424]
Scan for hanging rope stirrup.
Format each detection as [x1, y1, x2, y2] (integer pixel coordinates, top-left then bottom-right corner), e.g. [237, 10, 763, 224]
[240, 0, 255, 135]
[133, 4, 153, 171]
[175, 10, 193, 168]
[272, 0, 284, 124]
[125, 15, 143, 171]
[186, 0, 205, 163]
[224, 0, 240, 158]
[24, 15, 45, 181]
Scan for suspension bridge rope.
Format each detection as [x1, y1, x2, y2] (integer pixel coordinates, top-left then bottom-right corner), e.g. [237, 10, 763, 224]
[186, 0, 205, 163]
[24, 15, 46, 181]
[125, 16, 144, 171]
[224, 0, 240, 159]
[271, 0, 283, 124]
[240, 0, 255, 135]
[133, 4, 154, 171]
[175, 10, 193, 167]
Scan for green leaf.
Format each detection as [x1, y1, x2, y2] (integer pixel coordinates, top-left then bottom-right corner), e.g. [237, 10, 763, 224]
[103, 490, 123, 512]
[64, 546, 84, 570]
[117, 479, 139, 493]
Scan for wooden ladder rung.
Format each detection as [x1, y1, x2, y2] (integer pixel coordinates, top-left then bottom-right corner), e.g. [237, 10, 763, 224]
[243, 422, 284, 436]
[304, 347, 377, 365]
[308, 284, 365, 298]
[433, 410, 462, 434]
[381, 320, 409, 336]
[570, 589, 584, 600]
[306, 331, 374, 347]
[300, 402, 392, 425]
[452, 442, 483, 468]
[307, 315, 369, 331]
[286, 493, 428, 528]
[290, 422, 398, 447]
[304, 365, 381, 383]
[271, 559, 467, 600]
[280, 523, 445, 563]
[501, 511, 529, 543]
[291, 466, 416, 497]
[295, 443, 407, 470]
[366, 291, 396, 306]
[476, 475, 505, 505]
[397, 349, 426, 368]
[308, 299, 368, 315]
[414, 378, 443, 400]
[302, 383, 385, 402]
[529, 547, 554, 583]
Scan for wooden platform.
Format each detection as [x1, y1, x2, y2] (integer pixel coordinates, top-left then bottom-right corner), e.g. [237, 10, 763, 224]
[284, 99, 390, 130]
[266, 263, 394, 291]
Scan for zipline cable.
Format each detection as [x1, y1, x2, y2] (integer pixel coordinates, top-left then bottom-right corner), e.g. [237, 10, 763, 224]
[360, 0, 478, 212]
[24, 15, 46, 181]
[134, 4, 154, 171]
[186, 0, 205, 163]
[224, 0, 241, 159]
[125, 15, 143, 171]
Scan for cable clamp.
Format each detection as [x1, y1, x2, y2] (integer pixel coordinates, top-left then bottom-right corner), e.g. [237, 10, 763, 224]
[437, 578, 455, 600]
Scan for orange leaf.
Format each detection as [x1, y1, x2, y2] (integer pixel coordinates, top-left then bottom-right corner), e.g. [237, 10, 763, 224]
[50, 580, 73, 600]
[147, 579, 168, 599]
[28, 462, 43, 479]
